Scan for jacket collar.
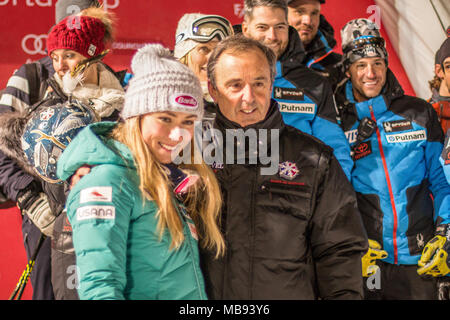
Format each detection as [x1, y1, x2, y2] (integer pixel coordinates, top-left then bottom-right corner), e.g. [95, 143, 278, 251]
[335, 68, 404, 119]
[304, 15, 337, 66]
[214, 99, 284, 132]
[212, 99, 284, 164]
[278, 26, 307, 70]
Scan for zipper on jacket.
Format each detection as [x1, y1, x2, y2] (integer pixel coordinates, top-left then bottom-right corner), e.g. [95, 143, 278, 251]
[369, 105, 399, 264]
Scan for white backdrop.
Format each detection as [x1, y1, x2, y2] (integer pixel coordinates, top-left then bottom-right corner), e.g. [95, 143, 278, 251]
[375, 0, 449, 99]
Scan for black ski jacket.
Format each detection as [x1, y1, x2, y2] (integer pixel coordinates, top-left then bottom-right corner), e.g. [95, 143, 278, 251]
[200, 100, 368, 299]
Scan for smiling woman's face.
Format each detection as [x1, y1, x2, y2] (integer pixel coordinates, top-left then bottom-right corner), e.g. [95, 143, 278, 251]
[186, 39, 219, 82]
[140, 111, 198, 164]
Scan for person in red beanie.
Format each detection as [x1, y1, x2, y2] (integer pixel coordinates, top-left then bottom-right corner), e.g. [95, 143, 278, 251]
[0, 6, 125, 300]
[0, 0, 103, 301]
[44, 7, 125, 300]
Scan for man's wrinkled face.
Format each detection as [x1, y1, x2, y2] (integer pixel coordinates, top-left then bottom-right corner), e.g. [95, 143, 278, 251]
[287, 0, 321, 46]
[208, 48, 273, 127]
[242, 6, 289, 59]
[346, 57, 387, 102]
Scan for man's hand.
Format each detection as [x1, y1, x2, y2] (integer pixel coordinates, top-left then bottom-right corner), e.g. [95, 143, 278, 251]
[69, 165, 92, 189]
[362, 239, 388, 277]
[417, 225, 450, 277]
[17, 183, 56, 238]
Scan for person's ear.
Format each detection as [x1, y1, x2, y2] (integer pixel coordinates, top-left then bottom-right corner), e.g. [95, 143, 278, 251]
[436, 64, 444, 79]
[208, 80, 218, 103]
[242, 19, 249, 37]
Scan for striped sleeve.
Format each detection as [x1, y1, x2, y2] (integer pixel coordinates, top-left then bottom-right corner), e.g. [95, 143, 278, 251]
[0, 65, 32, 113]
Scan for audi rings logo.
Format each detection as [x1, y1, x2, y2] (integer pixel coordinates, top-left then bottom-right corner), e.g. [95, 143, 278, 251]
[22, 34, 47, 55]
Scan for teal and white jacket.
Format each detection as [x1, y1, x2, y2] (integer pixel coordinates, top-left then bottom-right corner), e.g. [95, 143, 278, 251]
[57, 122, 207, 300]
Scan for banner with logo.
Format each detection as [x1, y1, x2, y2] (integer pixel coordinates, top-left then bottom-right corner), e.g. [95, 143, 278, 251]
[0, 0, 415, 97]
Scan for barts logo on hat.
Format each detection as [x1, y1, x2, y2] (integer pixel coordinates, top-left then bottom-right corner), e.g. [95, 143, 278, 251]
[170, 93, 198, 108]
[87, 44, 97, 56]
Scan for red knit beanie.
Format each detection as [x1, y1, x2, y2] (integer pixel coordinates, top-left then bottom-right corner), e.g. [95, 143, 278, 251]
[47, 15, 106, 58]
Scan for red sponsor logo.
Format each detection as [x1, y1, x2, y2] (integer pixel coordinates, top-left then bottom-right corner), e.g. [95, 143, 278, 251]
[174, 95, 197, 108]
[353, 141, 372, 161]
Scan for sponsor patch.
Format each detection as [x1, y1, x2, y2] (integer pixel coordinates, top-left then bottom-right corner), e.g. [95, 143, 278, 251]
[273, 87, 304, 100]
[278, 102, 315, 114]
[210, 161, 224, 170]
[382, 120, 413, 133]
[187, 222, 198, 241]
[80, 186, 112, 203]
[386, 130, 426, 144]
[87, 44, 97, 56]
[278, 161, 299, 180]
[40, 108, 54, 121]
[76, 205, 116, 221]
[353, 141, 372, 161]
[345, 129, 358, 144]
[170, 93, 198, 108]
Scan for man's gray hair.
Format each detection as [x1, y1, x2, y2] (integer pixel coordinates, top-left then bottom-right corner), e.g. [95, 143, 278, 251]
[207, 34, 277, 90]
[244, 0, 288, 21]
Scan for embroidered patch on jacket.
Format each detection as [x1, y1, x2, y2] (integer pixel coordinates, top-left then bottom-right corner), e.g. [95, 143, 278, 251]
[76, 205, 115, 221]
[345, 129, 358, 144]
[80, 186, 112, 203]
[385, 130, 426, 144]
[278, 102, 315, 114]
[353, 141, 372, 161]
[278, 161, 300, 180]
[187, 222, 198, 241]
[273, 87, 304, 100]
[40, 108, 55, 121]
[382, 120, 413, 133]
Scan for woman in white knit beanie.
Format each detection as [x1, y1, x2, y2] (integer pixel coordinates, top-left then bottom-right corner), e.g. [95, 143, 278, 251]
[57, 44, 225, 299]
[174, 13, 233, 102]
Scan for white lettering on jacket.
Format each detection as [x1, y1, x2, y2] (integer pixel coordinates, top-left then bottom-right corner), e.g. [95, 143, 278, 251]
[76, 206, 115, 221]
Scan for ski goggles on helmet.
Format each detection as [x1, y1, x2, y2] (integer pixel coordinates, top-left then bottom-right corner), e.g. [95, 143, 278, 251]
[343, 36, 385, 54]
[176, 15, 232, 45]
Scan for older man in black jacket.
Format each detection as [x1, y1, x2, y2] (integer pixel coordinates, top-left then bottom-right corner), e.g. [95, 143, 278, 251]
[200, 34, 368, 300]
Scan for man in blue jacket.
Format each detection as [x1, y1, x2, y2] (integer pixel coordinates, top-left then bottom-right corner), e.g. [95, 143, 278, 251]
[240, 0, 353, 180]
[336, 18, 450, 299]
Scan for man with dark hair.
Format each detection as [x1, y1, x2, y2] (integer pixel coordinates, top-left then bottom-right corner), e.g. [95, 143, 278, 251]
[335, 18, 450, 300]
[239, 0, 353, 181]
[429, 36, 450, 134]
[286, 0, 343, 87]
[200, 34, 368, 300]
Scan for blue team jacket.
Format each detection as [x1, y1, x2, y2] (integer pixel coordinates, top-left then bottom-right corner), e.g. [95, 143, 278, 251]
[336, 70, 450, 265]
[273, 27, 353, 180]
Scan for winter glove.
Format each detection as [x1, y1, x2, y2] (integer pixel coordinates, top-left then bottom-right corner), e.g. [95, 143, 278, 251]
[362, 239, 388, 277]
[417, 224, 450, 277]
[438, 278, 450, 300]
[17, 181, 56, 238]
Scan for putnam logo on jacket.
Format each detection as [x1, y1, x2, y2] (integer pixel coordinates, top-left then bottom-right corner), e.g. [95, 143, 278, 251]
[278, 102, 315, 114]
[385, 130, 426, 144]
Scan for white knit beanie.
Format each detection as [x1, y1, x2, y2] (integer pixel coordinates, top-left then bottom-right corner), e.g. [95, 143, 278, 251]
[174, 13, 207, 59]
[121, 43, 204, 120]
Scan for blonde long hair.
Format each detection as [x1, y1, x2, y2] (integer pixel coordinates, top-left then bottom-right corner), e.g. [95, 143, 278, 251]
[110, 117, 225, 258]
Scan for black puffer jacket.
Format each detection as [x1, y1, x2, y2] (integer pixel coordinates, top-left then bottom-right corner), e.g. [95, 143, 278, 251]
[303, 15, 344, 89]
[200, 100, 368, 300]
